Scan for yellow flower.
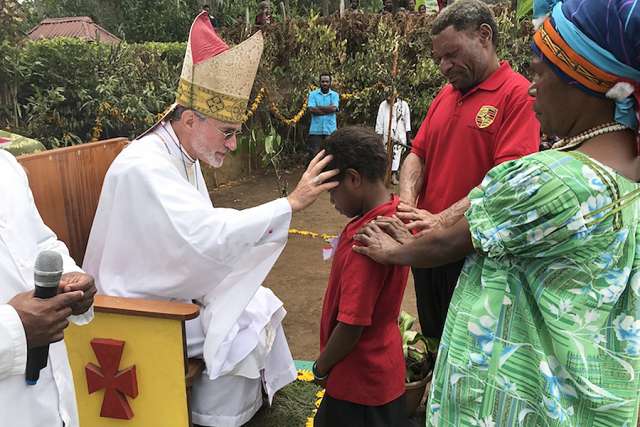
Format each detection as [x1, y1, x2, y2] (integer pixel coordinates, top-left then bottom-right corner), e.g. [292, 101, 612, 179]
[315, 389, 325, 398]
[315, 397, 323, 408]
[297, 369, 314, 382]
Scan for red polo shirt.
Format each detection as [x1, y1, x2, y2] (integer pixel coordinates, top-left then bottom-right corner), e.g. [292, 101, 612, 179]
[320, 195, 409, 406]
[411, 61, 539, 214]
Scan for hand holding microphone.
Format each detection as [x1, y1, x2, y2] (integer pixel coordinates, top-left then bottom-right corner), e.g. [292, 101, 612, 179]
[8, 288, 84, 347]
[6, 251, 85, 384]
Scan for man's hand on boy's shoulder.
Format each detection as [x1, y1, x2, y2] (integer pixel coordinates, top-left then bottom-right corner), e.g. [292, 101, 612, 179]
[369, 216, 415, 244]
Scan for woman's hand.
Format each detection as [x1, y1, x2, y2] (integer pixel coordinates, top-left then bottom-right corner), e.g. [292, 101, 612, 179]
[352, 222, 402, 265]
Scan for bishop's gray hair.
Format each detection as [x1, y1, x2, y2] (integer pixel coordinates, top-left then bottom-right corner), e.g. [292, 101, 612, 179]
[431, 0, 499, 47]
[171, 105, 207, 122]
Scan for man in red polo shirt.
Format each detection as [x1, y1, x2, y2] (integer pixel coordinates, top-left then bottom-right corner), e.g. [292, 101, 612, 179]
[397, 0, 539, 361]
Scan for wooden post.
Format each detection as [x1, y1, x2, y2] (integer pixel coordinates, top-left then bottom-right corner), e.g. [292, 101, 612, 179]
[385, 41, 399, 186]
[322, 0, 330, 16]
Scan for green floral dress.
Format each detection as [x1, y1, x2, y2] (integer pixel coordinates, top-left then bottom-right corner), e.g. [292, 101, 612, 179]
[426, 150, 640, 426]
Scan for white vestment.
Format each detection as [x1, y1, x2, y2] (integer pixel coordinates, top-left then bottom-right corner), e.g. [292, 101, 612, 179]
[83, 123, 296, 426]
[0, 150, 92, 427]
[375, 99, 412, 171]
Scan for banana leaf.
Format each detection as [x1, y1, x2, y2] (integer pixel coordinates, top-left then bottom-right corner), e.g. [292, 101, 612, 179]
[517, 0, 533, 20]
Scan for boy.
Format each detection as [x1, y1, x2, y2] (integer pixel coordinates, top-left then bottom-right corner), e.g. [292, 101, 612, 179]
[313, 126, 410, 427]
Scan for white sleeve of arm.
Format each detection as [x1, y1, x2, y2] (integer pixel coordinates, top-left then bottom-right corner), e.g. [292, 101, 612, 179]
[375, 104, 384, 134]
[196, 197, 292, 263]
[0, 305, 27, 379]
[405, 102, 411, 132]
[92, 164, 294, 301]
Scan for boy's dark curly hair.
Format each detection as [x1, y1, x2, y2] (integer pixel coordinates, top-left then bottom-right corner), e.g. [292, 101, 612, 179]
[322, 126, 388, 182]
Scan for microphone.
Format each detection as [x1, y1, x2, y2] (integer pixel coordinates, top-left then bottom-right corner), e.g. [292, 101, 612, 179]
[25, 250, 63, 385]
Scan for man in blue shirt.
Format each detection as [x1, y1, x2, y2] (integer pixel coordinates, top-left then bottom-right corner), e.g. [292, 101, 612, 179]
[307, 73, 339, 160]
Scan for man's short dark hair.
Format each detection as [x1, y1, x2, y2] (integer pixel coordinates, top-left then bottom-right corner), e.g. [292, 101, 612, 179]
[319, 73, 332, 82]
[323, 126, 387, 182]
[203, 4, 210, 10]
[431, 0, 499, 47]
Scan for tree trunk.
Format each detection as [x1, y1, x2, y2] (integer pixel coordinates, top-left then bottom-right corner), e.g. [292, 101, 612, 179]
[321, 0, 330, 16]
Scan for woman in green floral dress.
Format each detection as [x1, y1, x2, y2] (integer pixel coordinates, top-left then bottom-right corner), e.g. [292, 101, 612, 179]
[353, 0, 640, 425]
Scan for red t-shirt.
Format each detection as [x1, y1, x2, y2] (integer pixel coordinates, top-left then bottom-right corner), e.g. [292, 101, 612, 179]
[411, 61, 540, 214]
[320, 195, 410, 406]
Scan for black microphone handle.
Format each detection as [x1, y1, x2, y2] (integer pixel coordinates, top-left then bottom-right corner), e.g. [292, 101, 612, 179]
[33, 283, 59, 300]
[25, 284, 59, 385]
[25, 347, 50, 384]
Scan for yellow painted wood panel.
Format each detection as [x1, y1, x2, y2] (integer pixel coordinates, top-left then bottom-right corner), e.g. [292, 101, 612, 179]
[66, 312, 189, 427]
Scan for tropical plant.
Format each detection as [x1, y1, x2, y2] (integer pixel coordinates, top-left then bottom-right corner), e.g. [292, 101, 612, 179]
[516, 0, 532, 19]
[399, 311, 437, 382]
[263, 123, 290, 196]
[2, 7, 533, 155]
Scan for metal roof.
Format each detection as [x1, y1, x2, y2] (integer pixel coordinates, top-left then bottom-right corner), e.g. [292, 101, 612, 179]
[27, 16, 121, 45]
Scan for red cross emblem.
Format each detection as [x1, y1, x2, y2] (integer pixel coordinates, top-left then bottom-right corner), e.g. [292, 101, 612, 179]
[85, 338, 139, 419]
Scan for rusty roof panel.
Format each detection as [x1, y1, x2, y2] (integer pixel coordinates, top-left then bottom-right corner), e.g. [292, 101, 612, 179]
[27, 16, 121, 45]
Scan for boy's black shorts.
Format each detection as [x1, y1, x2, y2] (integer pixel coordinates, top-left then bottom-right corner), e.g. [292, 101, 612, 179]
[314, 393, 409, 427]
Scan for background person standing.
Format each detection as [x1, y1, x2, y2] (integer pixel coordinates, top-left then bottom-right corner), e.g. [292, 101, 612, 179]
[375, 92, 411, 185]
[307, 73, 339, 160]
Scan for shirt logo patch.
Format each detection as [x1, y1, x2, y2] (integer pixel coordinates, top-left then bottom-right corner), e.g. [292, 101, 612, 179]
[475, 105, 498, 129]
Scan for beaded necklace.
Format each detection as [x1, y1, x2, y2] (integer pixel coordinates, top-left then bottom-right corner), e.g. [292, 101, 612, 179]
[551, 122, 627, 151]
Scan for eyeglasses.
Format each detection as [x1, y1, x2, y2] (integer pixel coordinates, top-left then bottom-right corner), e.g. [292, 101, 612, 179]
[215, 127, 242, 141]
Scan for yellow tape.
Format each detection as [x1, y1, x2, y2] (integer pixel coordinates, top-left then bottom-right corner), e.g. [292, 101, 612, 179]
[289, 228, 337, 241]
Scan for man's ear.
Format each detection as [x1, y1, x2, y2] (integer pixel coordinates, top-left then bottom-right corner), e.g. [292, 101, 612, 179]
[478, 23, 493, 48]
[344, 168, 362, 187]
[181, 110, 196, 129]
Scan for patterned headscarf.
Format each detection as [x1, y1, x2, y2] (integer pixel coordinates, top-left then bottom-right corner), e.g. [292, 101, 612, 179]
[532, 0, 640, 133]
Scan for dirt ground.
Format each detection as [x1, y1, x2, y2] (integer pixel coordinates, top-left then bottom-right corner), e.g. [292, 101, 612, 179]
[210, 168, 419, 361]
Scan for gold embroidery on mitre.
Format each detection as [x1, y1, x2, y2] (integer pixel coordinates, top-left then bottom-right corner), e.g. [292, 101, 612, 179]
[176, 78, 247, 123]
[475, 105, 498, 129]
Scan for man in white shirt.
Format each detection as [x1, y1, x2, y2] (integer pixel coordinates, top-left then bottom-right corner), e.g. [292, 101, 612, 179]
[83, 12, 338, 427]
[0, 149, 95, 427]
[375, 92, 411, 184]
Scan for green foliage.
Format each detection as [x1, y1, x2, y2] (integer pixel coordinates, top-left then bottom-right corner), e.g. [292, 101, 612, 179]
[22, 0, 201, 42]
[1, 8, 532, 153]
[1, 0, 28, 43]
[399, 311, 436, 382]
[0, 38, 184, 148]
[517, 0, 533, 19]
[245, 379, 321, 427]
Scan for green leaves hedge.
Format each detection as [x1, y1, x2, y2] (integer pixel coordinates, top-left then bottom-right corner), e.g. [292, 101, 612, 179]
[0, 8, 532, 150]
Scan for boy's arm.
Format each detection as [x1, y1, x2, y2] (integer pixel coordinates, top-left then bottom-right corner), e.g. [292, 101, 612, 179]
[315, 322, 364, 378]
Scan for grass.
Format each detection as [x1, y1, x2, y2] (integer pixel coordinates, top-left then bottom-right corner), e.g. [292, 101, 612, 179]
[243, 375, 427, 426]
[245, 380, 322, 427]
